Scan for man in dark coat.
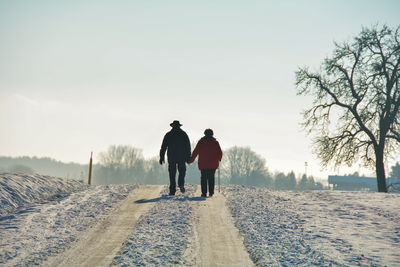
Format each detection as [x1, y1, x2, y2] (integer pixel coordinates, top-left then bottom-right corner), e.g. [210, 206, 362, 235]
[159, 120, 191, 195]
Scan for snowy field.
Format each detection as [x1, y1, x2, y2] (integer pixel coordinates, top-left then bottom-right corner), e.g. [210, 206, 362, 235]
[223, 185, 400, 266]
[0, 173, 137, 266]
[0, 173, 87, 217]
[1, 173, 400, 266]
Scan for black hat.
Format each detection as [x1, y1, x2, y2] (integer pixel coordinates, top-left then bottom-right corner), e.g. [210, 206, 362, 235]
[204, 128, 213, 137]
[170, 120, 182, 127]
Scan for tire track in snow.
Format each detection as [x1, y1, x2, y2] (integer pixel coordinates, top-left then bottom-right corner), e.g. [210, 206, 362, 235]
[44, 185, 162, 267]
[191, 185, 253, 266]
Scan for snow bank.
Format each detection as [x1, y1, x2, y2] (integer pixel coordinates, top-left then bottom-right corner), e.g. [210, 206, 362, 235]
[0, 173, 87, 217]
[223, 185, 400, 266]
[0, 174, 138, 266]
[112, 185, 196, 266]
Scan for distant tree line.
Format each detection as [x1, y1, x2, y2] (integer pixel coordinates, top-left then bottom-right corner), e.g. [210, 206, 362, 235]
[93, 145, 157, 185]
[218, 146, 323, 190]
[6, 147, 398, 190]
[92, 145, 324, 190]
[0, 156, 87, 180]
[390, 163, 400, 178]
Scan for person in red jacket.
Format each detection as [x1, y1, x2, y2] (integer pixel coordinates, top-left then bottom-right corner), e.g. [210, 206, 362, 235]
[189, 128, 223, 197]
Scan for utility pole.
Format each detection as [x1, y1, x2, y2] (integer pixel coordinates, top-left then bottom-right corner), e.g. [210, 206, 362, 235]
[88, 152, 93, 185]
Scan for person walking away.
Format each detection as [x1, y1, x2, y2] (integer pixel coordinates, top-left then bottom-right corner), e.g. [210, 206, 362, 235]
[189, 129, 222, 197]
[160, 120, 191, 195]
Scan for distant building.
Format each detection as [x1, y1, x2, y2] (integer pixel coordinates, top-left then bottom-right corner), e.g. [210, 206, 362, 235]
[328, 175, 400, 191]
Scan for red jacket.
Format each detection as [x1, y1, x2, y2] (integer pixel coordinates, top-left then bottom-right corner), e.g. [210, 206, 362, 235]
[189, 137, 223, 170]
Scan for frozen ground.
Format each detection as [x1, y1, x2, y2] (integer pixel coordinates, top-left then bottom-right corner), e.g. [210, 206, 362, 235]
[223, 185, 400, 266]
[0, 173, 137, 266]
[1, 173, 400, 266]
[112, 185, 197, 266]
[0, 173, 87, 217]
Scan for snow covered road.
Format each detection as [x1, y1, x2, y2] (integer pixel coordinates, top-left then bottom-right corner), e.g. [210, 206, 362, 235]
[0, 175, 253, 267]
[192, 186, 252, 266]
[45, 185, 163, 266]
[111, 184, 252, 266]
[2, 174, 400, 266]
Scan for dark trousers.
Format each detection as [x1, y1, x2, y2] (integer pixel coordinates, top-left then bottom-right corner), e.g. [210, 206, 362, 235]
[168, 161, 186, 194]
[201, 169, 216, 196]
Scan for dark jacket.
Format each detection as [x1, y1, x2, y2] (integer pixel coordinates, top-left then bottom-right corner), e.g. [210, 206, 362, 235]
[160, 128, 191, 163]
[189, 136, 222, 170]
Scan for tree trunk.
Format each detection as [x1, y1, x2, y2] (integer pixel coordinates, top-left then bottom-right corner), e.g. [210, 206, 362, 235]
[375, 147, 387, 193]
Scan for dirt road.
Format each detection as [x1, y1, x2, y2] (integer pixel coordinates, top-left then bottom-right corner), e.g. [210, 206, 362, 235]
[44, 185, 163, 267]
[191, 186, 253, 266]
[44, 184, 252, 266]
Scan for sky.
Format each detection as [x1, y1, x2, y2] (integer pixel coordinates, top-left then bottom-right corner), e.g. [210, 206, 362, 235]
[1, 0, 400, 180]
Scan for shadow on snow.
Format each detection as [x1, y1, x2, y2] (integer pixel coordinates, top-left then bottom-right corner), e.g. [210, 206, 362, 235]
[135, 194, 206, 204]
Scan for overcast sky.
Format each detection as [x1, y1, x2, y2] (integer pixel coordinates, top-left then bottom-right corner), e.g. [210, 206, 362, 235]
[1, 0, 400, 180]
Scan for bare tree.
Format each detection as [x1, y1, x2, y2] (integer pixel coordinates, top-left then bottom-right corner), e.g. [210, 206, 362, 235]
[99, 145, 144, 168]
[123, 147, 144, 169]
[98, 145, 145, 183]
[296, 25, 400, 192]
[98, 145, 126, 169]
[221, 146, 268, 185]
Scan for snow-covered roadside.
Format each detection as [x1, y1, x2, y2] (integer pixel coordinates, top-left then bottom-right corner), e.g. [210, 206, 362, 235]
[0, 173, 87, 217]
[112, 185, 198, 266]
[0, 173, 138, 266]
[223, 185, 400, 266]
